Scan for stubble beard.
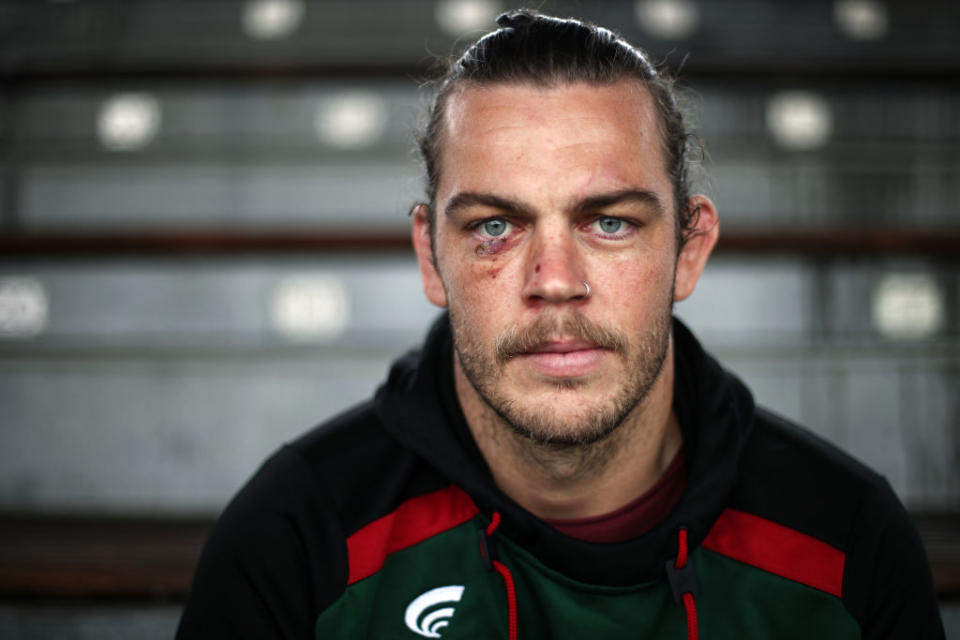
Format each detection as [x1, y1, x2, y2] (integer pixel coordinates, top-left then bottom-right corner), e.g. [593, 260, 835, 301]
[450, 304, 672, 450]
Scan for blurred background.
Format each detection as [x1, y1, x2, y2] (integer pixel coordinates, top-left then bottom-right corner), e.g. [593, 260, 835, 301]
[0, 0, 957, 637]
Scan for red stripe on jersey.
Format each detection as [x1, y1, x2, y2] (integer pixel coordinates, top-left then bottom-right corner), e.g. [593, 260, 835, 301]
[346, 485, 480, 584]
[702, 508, 846, 598]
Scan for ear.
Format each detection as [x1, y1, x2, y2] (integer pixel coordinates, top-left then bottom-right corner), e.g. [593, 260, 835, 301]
[411, 203, 448, 308]
[673, 195, 719, 303]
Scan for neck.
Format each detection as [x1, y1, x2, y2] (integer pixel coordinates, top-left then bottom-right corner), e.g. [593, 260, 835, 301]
[455, 341, 682, 520]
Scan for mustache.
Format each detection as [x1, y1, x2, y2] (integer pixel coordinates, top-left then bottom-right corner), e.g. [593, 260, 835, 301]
[495, 311, 627, 363]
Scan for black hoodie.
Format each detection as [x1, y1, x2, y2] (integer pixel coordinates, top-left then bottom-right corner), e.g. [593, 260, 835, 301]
[177, 314, 944, 639]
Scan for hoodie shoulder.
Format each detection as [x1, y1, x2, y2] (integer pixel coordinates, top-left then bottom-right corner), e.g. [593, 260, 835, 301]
[731, 407, 943, 638]
[735, 406, 885, 548]
[177, 400, 453, 640]
[177, 443, 344, 639]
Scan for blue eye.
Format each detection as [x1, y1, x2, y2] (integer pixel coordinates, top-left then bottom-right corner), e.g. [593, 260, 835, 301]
[482, 219, 508, 237]
[597, 217, 623, 234]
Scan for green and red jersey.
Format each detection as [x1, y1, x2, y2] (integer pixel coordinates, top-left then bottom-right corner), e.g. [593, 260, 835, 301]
[178, 316, 944, 639]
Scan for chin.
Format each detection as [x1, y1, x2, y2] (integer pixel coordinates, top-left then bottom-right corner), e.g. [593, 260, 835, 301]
[493, 393, 637, 448]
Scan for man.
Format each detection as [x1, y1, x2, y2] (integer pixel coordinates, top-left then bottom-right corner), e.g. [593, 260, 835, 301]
[178, 11, 944, 639]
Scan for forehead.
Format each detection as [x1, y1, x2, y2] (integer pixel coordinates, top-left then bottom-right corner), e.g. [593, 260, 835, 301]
[437, 79, 670, 206]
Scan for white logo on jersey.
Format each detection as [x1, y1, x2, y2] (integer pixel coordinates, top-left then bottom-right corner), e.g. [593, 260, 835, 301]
[404, 585, 465, 638]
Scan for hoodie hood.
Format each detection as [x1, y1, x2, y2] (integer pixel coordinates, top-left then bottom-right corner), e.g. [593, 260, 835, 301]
[374, 313, 755, 586]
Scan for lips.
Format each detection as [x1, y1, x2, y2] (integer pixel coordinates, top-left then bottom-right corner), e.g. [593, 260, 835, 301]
[527, 339, 599, 354]
[516, 339, 608, 377]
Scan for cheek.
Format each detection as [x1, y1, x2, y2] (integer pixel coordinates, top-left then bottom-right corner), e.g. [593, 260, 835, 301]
[476, 257, 503, 280]
[452, 258, 504, 306]
[605, 255, 675, 308]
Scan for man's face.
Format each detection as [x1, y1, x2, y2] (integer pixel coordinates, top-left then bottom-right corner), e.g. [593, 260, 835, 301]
[417, 80, 688, 445]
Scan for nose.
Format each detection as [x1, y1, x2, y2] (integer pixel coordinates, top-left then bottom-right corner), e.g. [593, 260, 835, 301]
[522, 228, 588, 305]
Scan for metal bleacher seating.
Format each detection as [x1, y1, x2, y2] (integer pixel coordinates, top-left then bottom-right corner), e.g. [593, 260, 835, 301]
[0, 1, 957, 636]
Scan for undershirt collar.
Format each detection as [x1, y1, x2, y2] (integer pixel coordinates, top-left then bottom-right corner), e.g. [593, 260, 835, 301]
[544, 448, 686, 543]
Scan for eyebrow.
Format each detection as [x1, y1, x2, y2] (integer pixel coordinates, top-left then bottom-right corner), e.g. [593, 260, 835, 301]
[442, 188, 665, 221]
[443, 192, 534, 220]
[572, 189, 665, 217]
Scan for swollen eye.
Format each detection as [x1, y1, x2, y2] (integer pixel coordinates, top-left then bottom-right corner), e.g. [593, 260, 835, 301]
[482, 219, 507, 236]
[598, 218, 623, 233]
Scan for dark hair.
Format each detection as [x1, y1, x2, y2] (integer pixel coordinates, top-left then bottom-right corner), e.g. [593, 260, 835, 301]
[416, 9, 701, 249]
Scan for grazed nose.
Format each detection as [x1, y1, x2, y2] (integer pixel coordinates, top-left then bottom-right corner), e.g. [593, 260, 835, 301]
[522, 229, 588, 305]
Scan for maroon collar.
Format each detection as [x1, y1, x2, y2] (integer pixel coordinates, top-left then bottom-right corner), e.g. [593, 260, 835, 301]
[545, 449, 686, 543]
